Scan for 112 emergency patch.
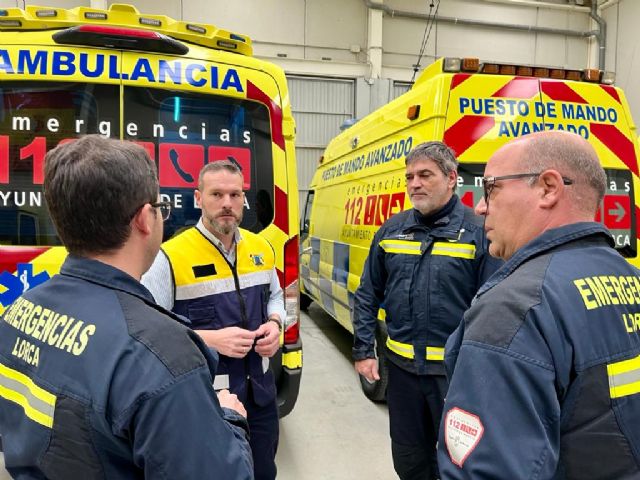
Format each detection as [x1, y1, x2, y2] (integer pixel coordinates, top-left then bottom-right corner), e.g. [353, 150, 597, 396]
[444, 407, 484, 467]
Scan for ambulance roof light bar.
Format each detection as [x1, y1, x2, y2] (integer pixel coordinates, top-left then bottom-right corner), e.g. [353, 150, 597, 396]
[0, 3, 253, 56]
[53, 24, 189, 55]
[442, 57, 615, 85]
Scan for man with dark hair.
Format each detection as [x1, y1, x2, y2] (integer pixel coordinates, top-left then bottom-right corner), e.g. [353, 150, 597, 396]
[353, 141, 500, 480]
[438, 131, 640, 479]
[0, 135, 253, 479]
[143, 159, 284, 480]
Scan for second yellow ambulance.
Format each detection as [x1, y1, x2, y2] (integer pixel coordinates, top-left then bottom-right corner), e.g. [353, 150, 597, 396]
[300, 57, 640, 400]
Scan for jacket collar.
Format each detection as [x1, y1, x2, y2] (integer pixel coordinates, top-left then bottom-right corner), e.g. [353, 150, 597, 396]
[477, 222, 614, 297]
[60, 254, 156, 304]
[401, 194, 466, 240]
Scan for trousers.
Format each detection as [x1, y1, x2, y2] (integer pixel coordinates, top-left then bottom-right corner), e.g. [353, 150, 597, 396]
[245, 391, 279, 480]
[387, 361, 447, 480]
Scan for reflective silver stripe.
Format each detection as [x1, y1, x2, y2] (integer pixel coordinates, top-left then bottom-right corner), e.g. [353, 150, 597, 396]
[386, 337, 415, 359]
[608, 353, 640, 398]
[0, 362, 56, 428]
[262, 356, 270, 373]
[213, 374, 230, 391]
[426, 346, 445, 361]
[379, 240, 422, 255]
[176, 270, 272, 301]
[386, 339, 445, 361]
[431, 242, 476, 259]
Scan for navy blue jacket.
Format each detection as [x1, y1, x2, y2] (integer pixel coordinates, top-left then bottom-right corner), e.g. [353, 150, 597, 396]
[439, 223, 640, 479]
[353, 195, 500, 375]
[0, 255, 253, 479]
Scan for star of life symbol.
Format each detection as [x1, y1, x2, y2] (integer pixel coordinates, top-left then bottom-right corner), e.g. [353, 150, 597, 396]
[0, 264, 50, 307]
[444, 407, 485, 468]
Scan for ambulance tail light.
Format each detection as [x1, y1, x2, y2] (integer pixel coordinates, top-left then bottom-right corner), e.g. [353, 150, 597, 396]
[52, 25, 189, 55]
[283, 235, 300, 345]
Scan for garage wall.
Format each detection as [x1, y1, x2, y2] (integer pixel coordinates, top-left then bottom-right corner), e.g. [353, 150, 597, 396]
[601, 0, 640, 131]
[288, 76, 355, 209]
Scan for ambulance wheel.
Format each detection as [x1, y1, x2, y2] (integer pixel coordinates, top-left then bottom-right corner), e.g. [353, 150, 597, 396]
[359, 322, 389, 402]
[300, 292, 313, 311]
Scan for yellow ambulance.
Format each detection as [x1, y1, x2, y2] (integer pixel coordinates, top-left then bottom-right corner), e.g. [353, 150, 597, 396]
[0, 3, 301, 416]
[300, 57, 640, 400]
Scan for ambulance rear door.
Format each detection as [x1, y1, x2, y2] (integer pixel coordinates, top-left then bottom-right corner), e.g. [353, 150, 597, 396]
[443, 73, 638, 263]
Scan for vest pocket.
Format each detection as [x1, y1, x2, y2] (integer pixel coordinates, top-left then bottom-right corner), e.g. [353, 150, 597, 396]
[187, 303, 219, 329]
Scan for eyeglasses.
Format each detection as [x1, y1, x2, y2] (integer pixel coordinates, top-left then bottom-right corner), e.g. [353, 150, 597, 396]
[129, 201, 172, 222]
[482, 172, 573, 202]
[150, 201, 172, 221]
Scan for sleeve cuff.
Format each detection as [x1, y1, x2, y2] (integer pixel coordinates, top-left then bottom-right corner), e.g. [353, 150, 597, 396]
[352, 348, 376, 361]
[221, 407, 250, 435]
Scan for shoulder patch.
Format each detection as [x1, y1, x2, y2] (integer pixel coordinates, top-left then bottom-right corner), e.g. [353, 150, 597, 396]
[444, 407, 484, 467]
[116, 291, 206, 377]
[465, 254, 550, 347]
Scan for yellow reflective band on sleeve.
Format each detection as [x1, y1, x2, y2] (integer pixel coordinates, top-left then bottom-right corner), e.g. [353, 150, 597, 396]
[379, 240, 422, 255]
[282, 350, 303, 369]
[607, 353, 640, 399]
[426, 346, 445, 361]
[386, 337, 415, 358]
[0, 362, 56, 428]
[431, 242, 476, 259]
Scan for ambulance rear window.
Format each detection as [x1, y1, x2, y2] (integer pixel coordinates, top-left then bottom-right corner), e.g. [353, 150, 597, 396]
[457, 164, 636, 258]
[0, 82, 277, 248]
[123, 87, 275, 240]
[0, 81, 120, 247]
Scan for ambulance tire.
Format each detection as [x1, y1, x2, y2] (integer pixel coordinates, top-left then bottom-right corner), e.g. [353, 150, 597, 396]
[359, 322, 389, 402]
[300, 292, 313, 311]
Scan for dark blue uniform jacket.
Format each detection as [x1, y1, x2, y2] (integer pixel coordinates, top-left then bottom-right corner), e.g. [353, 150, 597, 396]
[0, 255, 253, 479]
[439, 222, 640, 479]
[353, 195, 500, 375]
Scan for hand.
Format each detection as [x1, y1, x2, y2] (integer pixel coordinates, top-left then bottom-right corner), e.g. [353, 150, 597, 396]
[253, 320, 281, 358]
[217, 389, 247, 418]
[355, 358, 380, 383]
[196, 327, 256, 358]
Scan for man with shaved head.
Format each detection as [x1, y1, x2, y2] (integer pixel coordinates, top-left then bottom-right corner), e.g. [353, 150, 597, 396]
[437, 131, 640, 479]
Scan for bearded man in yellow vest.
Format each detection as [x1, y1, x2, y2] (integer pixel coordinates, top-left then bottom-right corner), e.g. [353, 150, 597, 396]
[143, 160, 284, 480]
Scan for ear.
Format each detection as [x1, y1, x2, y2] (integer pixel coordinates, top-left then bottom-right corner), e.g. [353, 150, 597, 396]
[538, 170, 565, 209]
[194, 188, 202, 209]
[448, 170, 458, 191]
[132, 204, 154, 237]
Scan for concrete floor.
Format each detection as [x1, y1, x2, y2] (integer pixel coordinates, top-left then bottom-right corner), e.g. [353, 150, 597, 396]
[0, 303, 396, 479]
[276, 303, 394, 479]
